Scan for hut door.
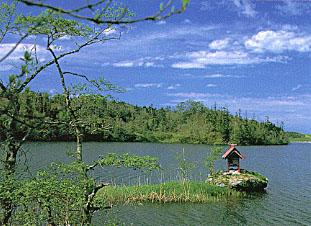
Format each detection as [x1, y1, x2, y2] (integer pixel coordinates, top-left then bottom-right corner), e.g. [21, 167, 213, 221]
[229, 158, 239, 171]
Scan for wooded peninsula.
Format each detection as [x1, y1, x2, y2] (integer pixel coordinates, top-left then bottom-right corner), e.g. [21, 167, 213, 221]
[0, 90, 289, 145]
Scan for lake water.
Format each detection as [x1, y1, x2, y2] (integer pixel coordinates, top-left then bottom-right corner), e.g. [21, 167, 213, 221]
[22, 142, 311, 225]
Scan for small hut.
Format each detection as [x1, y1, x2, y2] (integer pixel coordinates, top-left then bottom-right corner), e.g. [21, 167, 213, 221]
[222, 144, 244, 173]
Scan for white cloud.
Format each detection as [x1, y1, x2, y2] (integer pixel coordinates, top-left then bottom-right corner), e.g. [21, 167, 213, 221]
[59, 35, 71, 40]
[104, 27, 117, 35]
[171, 62, 206, 69]
[233, 0, 257, 17]
[112, 57, 163, 68]
[292, 84, 302, 91]
[203, 73, 240, 78]
[0, 43, 58, 63]
[0, 43, 41, 61]
[134, 83, 162, 88]
[49, 89, 57, 94]
[124, 25, 216, 46]
[167, 92, 220, 99]
[206, 84, 217, 87]
[145, 62, 155, 67]
[156, 20, 166, 25]
[113, 61, 134, 67]
[171, 50, 285, 69]
[204, 74, 227, 78]
[201, 74, 245, 79]
[209, 38, 230, 50]
[167, 84, 181, 90]
[245, 30, 311, 53]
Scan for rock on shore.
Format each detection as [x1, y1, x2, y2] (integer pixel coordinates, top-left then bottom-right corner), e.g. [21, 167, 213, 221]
[207, 170, 268, 192]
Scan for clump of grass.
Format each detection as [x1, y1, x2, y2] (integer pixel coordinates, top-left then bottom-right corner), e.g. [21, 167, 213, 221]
[95, 181, 242, 206]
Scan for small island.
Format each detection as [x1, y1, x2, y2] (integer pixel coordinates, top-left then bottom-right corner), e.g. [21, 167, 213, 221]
[96, 144, 268, 206]
[207, 144, 268, 191]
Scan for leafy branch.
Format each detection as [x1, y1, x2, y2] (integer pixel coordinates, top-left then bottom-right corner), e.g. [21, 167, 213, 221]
[18, 0, 190, 25]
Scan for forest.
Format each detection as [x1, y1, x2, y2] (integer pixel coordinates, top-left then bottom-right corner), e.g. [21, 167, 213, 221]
[0, 90, 289, 145]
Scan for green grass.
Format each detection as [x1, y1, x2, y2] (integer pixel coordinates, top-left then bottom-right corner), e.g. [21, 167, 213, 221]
[95, 181, 242, 206]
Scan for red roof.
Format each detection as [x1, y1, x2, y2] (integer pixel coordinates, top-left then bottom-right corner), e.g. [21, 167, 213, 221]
[222, 144, 245, 159]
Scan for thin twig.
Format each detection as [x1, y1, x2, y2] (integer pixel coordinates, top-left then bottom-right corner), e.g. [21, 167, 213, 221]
[18, 0, 187, 25]
[0, 33, 28, 63]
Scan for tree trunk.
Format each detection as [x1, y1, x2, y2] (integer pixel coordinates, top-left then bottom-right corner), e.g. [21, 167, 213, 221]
[1, 141, 19, 225]
[76, 127, 83, 162]
[0, 96, 20, 225]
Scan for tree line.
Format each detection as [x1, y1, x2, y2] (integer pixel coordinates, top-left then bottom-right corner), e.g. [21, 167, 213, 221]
[1, 90, 289, 145]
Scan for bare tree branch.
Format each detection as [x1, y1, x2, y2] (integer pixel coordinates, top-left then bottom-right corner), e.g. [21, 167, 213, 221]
[16, 29, 109, 93]
[0, 33, 28, 63]
[66, 0, 109, 13]
[85, 182, 110, 213]
[0, 80, 6, 91]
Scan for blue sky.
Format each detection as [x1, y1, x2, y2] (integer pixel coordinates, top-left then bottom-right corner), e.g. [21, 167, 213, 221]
[1, 0, 311, 133]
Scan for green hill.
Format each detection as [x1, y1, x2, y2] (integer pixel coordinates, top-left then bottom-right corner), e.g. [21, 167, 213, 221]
[0, 91, 289, 145]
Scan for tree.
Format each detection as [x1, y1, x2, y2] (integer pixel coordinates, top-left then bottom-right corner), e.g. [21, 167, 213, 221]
[0, 1, 189, 224]
[204, 145, 223, 175]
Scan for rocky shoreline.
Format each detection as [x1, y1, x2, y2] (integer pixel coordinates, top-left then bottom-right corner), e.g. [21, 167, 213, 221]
[207, 170, 268, 192]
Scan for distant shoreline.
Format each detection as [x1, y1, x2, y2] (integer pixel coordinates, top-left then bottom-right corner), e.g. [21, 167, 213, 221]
[290, 141, 311, 144]
[22, 140, 290, 146]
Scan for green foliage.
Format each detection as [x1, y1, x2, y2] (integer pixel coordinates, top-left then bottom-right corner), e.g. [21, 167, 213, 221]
[0, 2, 15, 39]
[182, 0, 190, 11]
[93, 2, 134, 21]
[0, 175, 20, 224]
[205, 145, 223, 175]
[15, 10, 92, 37]
[2, 93, 288, 145]
[176, 149, 196, 181]
[13, 172, 85, 225]
[0, 151, 160, 225]
[0, 3, 15, 22]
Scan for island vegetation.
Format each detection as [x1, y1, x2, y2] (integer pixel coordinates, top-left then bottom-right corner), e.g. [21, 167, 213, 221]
[95, 181, 242, 206]
[207, 170, 268, 192]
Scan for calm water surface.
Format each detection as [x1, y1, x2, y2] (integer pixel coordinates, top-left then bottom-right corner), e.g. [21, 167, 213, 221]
[23, 142, 311, 225]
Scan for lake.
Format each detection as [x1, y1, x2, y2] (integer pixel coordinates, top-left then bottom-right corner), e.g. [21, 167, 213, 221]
[22, 142, 311, 225]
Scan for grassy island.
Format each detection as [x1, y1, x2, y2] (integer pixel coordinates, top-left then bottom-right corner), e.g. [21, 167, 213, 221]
[95, 181, 242, 206]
